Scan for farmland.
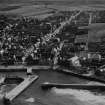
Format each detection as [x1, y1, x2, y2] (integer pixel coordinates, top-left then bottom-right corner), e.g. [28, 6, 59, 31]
[1, 0, 105, 19]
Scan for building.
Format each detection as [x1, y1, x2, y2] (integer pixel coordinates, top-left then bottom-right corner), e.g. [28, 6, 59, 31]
[79, 23, 105, 52]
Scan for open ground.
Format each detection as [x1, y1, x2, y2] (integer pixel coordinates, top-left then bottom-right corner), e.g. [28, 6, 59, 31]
[1, 0, 105, 19]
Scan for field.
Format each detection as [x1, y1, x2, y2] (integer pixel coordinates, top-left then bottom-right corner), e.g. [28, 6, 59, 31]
[0, 4, 54, 19]
[0, 0, 105, 19]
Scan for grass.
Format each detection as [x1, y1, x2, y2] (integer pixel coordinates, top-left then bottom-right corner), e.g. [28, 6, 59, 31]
[0, 6, 21, 11]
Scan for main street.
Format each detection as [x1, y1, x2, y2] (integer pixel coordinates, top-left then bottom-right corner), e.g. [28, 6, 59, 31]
[43, 11, 82, 42]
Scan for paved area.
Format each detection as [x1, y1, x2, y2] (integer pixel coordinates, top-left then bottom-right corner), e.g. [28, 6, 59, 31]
[0, 65, 51, 71]
[0, 65, 61, 72]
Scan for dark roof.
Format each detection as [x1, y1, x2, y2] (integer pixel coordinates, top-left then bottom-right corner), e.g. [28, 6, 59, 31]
[79, 23, 105, 30]
[79, 23, 105, 43]
[75, 34, 88, 43]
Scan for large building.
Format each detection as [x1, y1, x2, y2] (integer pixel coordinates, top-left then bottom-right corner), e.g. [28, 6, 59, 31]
[79, 23, 105, 43]
[79, 23, 105, 52]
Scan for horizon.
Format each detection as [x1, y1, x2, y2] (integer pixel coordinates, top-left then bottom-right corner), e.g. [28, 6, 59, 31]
[0, 0, 105, 4]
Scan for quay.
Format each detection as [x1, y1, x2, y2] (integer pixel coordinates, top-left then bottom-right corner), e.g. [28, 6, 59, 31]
[0, 65, 51, 72]
[41, 82, 105, 90]
[5, 75, 38, 101]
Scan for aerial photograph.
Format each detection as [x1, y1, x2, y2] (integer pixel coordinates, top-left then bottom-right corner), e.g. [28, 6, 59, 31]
[1, 0, 105, 105]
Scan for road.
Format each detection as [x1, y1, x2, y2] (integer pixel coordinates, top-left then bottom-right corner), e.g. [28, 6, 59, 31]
[43, 11, 82, 42]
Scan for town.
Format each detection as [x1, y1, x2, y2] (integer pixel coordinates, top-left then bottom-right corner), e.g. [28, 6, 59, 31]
[0, 2, 105, 105]
[0, 10, 105, 76]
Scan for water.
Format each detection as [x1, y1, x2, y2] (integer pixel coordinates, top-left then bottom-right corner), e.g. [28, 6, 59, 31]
[53, 88, 105, 105]
[0, 73, 23, 100]
[9, 70, 105, 105]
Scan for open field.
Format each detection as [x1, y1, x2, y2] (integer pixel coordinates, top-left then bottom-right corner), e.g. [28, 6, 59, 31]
[1, 0, 105, 19]
[0, 4, 54, 19]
